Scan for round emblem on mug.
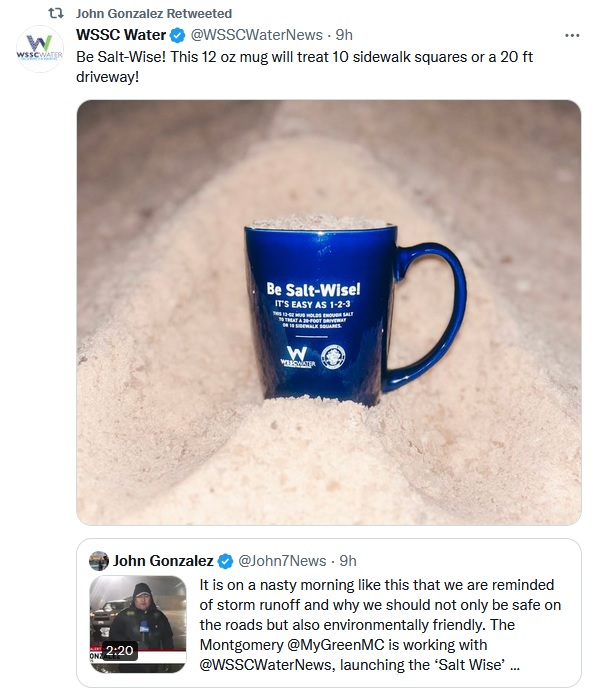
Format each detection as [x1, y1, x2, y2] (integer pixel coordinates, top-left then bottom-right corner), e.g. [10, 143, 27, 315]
[321, 344, 346, 370]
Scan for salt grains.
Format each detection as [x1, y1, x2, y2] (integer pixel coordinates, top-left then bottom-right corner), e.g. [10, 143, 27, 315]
[251, 213, 391, 231]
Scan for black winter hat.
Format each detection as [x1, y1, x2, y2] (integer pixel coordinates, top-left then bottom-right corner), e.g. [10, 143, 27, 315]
[133, 582, 153, 599]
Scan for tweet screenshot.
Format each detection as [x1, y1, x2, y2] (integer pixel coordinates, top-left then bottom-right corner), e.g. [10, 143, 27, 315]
[7, 0, 590, 691]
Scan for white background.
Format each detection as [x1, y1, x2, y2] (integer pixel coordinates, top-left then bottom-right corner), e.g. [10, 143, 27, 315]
[79, 538, 581, 687]
[4, 1, 591, 692]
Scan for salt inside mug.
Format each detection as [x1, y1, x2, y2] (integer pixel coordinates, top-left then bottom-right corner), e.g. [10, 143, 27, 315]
[245, 213, 467, 406]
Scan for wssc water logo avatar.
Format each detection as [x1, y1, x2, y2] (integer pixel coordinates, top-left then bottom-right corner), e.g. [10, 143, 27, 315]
[16, 25, 64, 72]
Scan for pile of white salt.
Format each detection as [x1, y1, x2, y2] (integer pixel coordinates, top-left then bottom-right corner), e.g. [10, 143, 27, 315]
[77, 135, 579, 526]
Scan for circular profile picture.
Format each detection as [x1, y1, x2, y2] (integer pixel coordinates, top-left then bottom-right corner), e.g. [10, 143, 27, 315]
[321, 344, 346, 370]
[89, 552, 109, 571]
[16, 26, 64, 73]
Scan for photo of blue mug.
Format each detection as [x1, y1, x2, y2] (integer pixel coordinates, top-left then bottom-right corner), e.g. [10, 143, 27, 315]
[245, 221, 467, 406]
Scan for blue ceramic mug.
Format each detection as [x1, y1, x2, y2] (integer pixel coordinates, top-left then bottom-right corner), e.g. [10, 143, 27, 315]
[245, 223, 466, 406]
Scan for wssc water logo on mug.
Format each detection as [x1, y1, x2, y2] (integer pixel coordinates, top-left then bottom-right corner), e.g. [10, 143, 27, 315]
[245, 214, 467, 406]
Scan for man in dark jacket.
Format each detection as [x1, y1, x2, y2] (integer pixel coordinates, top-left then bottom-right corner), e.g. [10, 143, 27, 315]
[109, 582, 174, 672]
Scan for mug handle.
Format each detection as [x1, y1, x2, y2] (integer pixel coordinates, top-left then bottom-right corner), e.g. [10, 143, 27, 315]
[382, 242, 467, 392]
